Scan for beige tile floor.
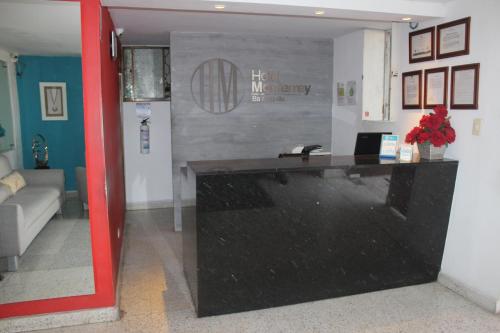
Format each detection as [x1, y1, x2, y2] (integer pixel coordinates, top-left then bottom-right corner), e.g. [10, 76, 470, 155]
[34, 208, 500, 333]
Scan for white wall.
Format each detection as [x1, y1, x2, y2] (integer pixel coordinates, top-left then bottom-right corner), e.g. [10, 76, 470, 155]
[0, 48, 22, 169]
[388, 0, 500, 313]
[332, 30, 395, 155]
[122, 101, 173, 209]
[333, 3, 500, 312]
[332, 30, 364, 155]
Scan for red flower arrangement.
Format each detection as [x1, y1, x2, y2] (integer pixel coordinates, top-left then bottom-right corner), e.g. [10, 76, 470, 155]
[405, 105, 456, 147]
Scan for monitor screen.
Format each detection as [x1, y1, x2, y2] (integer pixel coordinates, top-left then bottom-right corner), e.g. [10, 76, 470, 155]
[354, 132, 392, 155]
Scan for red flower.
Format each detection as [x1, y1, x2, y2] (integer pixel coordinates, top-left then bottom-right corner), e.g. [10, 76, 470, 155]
[405, 106, 456, 147]
[444, 127, 456, 143]
[419, 115, 431, 127]
[405, 127, 421, 144]
[430, 130, 447, 147]
[427, 114, 444, 130]
[434, 105, 448, 118]
[417, 131, 431, 144]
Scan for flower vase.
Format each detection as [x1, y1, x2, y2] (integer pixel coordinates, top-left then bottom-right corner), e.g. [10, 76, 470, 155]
[418, 142, 446, 160]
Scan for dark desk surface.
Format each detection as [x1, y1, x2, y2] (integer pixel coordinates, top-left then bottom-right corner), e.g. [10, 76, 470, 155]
[187, 155, 458, 175]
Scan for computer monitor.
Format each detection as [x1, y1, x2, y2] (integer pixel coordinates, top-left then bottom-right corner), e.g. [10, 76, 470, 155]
[354, 132, 392, 155]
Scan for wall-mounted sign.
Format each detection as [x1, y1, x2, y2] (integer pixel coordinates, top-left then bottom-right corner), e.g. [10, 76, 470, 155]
[336, 82, 346, 106]
[346, 81, 357, 105]
[135, 102, 151, 119]
[250, 69, 311, 103]
[337, 81, 357, 106]
[191, 58, 244, 114]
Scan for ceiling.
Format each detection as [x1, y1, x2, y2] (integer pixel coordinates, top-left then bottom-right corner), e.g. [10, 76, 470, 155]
[0, 0, 81, 55]
[407, 0, 452, 2]
[104, 0, 448, 21]
[110, 9, 392, 46]
[106, 0, 447, 46]
[0, 0, 451, 55]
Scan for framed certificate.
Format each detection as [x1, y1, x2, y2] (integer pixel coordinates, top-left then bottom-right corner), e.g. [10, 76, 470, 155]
[450, 63, 480, 109]
[409, 27, 435, 63]
[424, 67, 448, 109]
[402, 70, 422, 109]
[437, 17, 471, 59]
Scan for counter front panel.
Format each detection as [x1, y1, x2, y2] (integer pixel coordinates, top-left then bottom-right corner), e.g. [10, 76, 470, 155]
[182, 156, 458, 317]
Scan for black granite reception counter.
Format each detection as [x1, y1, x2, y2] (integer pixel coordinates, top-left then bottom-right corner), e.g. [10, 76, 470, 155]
[182, 155, 458, 317]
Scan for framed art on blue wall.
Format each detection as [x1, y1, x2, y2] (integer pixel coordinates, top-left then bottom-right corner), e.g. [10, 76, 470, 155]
[39, 82, 68, 121]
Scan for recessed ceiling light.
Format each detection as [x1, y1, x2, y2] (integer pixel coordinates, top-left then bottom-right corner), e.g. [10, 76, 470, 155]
[402, 17, 412, 21]
[214, 4, 225, 10]
[315, 10, 325, 15]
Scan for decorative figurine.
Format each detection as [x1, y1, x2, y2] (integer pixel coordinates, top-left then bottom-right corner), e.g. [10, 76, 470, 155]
[32, 134, 49, 169]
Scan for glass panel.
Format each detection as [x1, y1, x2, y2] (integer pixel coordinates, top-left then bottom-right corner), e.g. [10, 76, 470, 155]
[0, 59, 94, 304]
[122, 47, 170, 101]
[0, 60, 15, 152]
[123, 48, 134, 100]
[383, 30, 392, 121]
[164, 48, 171, 100]
[134, 48, 164, 99]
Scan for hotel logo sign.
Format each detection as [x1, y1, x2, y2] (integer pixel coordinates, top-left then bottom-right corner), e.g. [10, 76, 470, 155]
[191, 58, 244, 114]
[251, 69, 311, 103]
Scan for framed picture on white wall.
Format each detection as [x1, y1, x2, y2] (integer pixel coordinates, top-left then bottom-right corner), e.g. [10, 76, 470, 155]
[402, 70, 422, 109]
[450, 63, 480, 109]
[437, 17, 471, 59]
[424, 67, 448, 109]
[39, 82, 68, 121]
[409, 27, 435, 63]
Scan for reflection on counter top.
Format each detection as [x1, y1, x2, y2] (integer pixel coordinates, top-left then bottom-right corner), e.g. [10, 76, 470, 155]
[186, 154, 457, 175]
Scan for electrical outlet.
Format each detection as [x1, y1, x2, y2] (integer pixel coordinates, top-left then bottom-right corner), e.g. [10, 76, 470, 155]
[472, 118, 482, 136]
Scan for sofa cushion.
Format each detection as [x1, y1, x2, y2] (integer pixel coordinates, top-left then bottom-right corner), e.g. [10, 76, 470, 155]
[3, 186, 61, 227]
[0, 171, 27, 194]
[0, 184, 12, 204]
[0, 154, 12, 179]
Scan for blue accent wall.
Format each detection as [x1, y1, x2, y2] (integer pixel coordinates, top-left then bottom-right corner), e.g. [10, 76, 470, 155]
[17, 56, 85, 191]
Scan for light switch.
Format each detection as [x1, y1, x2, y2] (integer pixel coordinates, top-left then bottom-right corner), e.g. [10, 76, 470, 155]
[472, 118, 482, 136]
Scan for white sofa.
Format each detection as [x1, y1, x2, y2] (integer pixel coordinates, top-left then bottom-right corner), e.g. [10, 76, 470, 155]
[0, 154, 65, 271]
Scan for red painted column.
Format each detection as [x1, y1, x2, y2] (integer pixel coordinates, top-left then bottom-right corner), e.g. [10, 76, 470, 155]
[97, 3, 126, 288]
[80, 0, 117, 305]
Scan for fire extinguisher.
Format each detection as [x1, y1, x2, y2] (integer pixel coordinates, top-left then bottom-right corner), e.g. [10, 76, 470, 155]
[140, 118, 150, 154]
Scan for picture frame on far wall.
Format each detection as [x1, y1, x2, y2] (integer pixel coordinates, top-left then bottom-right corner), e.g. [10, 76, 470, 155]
[402, 70, 422, 109]
[424, 67, 448, 109]
[409, 27, 435, 63]
[437, 17, 471, 59]
[39, 82, 68, 121]
[450, 63, 480, 109]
